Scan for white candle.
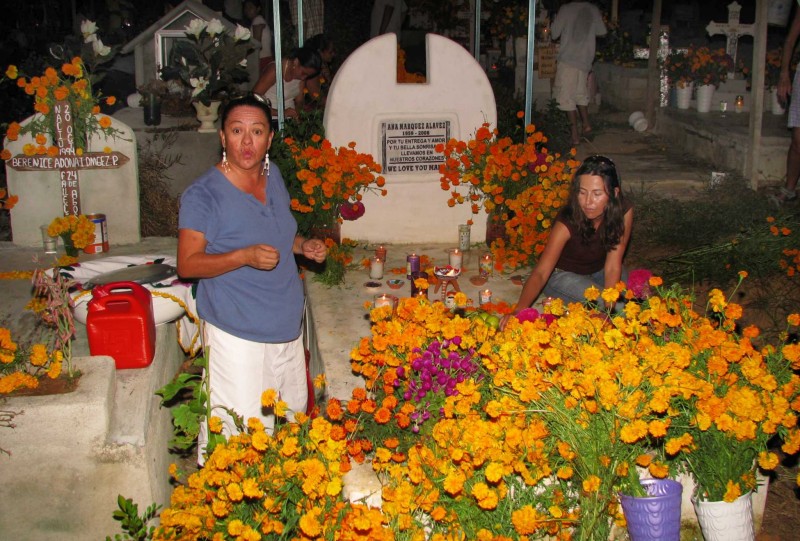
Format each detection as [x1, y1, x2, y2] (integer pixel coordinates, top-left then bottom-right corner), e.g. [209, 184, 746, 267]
[479, 253, 493, 277]
[370, 256, 384, 279]
[480, 289, 492, 305]
[374, 294, 392, 308]
[449, 249, 462, 270]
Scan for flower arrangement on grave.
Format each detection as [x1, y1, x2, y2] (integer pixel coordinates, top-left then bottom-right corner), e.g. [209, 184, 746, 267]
[47, 214, 95, 256]
[596, 16, 638, 66]
[0, 187, 18, 210]
[0, 327, 63, 395]
[436, 121, 579, 270]
[664, 48, 694, 88]
[0, 21, 121, 155]
[286, 134, 386, 236]
[689, 45, 733, 87]
[152, 410, 391, 541]
[660, 276, 800, 503]
[486, 0, 529, 41]
[164, 18, 253, 106]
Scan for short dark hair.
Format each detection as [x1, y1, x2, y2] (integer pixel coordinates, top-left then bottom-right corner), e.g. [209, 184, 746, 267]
[220, 93, 273, 129]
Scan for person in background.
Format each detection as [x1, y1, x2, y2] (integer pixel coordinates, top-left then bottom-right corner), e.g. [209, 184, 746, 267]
[550, 0, 606, 146]
[252, 46, 322, 119]
[304, 33, 335, 107]
[499, 155, 633, 330]
[371, 0, 407, 39]
[244, 0, 273, 73]
[177, 94, 327, 464]
[775, 2, 800, 205]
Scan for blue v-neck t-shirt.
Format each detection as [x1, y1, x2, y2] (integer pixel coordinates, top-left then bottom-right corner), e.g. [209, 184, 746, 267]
[179, 167, 304, 343]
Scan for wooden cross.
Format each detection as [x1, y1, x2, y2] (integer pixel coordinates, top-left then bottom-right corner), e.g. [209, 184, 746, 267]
[706, 1, 754, 78]
[5, 100, 129, 216]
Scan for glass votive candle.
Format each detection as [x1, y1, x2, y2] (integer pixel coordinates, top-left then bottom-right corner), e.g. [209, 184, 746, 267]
[41, 225, 57, 254]
[375, 245, 387, 261]
[479, 253, 493, 277]
[374, 293, 395, 310]
[735, 95, 744, 113]
[410, 271, 428, 298]
[370, 256, 384, 279]
[458, 223, 471, 251]
[449, 248, 463, 270]
[480, 289, 492, 305]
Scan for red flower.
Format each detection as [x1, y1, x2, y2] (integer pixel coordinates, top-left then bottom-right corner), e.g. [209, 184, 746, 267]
[340, 201, 365, 221]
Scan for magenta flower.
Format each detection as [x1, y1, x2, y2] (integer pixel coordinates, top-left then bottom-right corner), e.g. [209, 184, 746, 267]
[339, 201, 365, 221]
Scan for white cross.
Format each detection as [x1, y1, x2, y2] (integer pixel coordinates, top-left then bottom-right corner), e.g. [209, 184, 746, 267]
[706, 1, 754, 78]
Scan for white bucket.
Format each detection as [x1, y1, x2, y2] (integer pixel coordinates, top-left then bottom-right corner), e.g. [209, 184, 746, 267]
[628, 111, 645, 127]
[768, 0, 793, 26]
[633, 117, 648, 132]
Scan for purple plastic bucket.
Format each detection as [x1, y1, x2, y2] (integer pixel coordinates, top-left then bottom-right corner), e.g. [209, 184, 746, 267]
[620, 478, 683, 541]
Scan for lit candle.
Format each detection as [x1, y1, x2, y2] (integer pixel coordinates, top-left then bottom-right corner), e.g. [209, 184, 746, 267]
[480, 289, 492, 305]
[370, 256, 384, 279]
[406, 253, 420, 279]
[374, 293, 393, 309]
[735, 95, 744, 113]
[449, 248, 463, 270]
[375, 245, 387, 261]
[479, 253, 493, 277]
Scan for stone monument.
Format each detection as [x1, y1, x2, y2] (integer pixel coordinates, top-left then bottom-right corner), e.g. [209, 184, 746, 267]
[324, 33, 497, 244]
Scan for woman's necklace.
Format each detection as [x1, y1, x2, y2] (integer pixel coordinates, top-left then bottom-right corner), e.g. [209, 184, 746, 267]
[282, 60, 291, 82]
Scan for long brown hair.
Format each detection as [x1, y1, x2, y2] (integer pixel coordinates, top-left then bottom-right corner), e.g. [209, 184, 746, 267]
[561, 155, 625, 251]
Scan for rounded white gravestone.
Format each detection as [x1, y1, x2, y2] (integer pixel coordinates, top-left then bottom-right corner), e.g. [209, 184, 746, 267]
[324, 33, 497, 243]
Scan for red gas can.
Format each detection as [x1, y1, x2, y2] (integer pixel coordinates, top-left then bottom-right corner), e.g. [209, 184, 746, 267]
[86, 281, 157, 369]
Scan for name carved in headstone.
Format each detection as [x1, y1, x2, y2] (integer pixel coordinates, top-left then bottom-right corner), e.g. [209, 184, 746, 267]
[5, 100, 129, 216]
[380, 120, 451, 174]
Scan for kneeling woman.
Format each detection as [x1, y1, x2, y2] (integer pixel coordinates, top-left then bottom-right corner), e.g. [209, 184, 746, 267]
[501, 155, 633, 328]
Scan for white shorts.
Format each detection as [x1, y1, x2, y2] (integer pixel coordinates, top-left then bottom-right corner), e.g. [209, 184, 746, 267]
[554, 63, 590, 111]
[197, 322, 307, 464]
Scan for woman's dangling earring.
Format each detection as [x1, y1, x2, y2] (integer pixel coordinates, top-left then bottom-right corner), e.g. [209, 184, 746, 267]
[262, 153, 270, 176]
[221, 148, 230, 172]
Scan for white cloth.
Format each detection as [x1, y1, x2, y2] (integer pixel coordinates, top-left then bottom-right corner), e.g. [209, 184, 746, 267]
[263, 70, 302, 109]
[197, 322, 307, 464]
[251, 14, 273, 59]
[551, 1, 606, 72]
[371, 0, 407, 38]
[64, 254, 200, 355]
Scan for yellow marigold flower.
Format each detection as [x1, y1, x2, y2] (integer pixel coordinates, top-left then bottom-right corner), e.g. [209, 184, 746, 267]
[227, 519, 245, 536]
[275, 399, 288, 417]
[226, 482, 243, 502]
[648, 461, 670, 478]
[556, 466, 574, 479]
[601, 287, 620, 305]
[648, 276, 663, 287]
[582, 475, 601, 493]
[648, 419, 669, 438]
[443, 469, 465, 495]
[584, 285, 600, 301]
[620, 419, 648, 443]
[485, 462, 504, 483]
[5, 65, 18, 79]
[511, 505, 540, 535]
[788, 313, 800, 327]
[326, 477, 342, 496]
[723, 480, 742, 502]
[261, 389, 276, 407]
[299, 508, 323, 537]
[758, 451, 779, 470]
[98, 116, 112, 129]
[242, 477, 263, 498]
[29, 343, 48, 367]
[635, 454, 653, 467]
[206, 415, 225, 434]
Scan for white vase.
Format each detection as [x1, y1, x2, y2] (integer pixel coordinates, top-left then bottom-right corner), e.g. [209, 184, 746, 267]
[193, 100, 222, 133]
[695, 84, 715, 113]
[675, 83, 693, 110]
[693, 492, 755, 541]
[770, 87, 786, 115]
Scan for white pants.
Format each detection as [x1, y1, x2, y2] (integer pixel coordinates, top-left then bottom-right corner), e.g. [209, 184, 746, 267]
[197, 322, 307, 464]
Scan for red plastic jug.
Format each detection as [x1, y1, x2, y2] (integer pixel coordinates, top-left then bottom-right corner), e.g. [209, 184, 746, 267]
[86, 281, 156, 369]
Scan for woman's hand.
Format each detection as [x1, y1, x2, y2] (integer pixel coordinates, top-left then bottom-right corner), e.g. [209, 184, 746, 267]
[301, 238, 327, 263]
[499, 313, 515, 331]
[245, 244, 281, 270]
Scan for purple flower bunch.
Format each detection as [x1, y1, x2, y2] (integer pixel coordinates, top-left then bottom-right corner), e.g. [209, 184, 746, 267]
[393, 336, 480, 433]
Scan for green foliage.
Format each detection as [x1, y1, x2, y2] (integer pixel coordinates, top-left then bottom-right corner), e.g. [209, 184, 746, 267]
[596, 21, 639, 66]
[105, 495, 160, 541]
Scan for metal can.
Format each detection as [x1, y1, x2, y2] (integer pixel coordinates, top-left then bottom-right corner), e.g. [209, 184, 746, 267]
[84, 213, 109, 254]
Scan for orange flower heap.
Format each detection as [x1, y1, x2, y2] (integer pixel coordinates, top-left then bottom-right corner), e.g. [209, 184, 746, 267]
[2, 56, 119, 155]
[437, 122, 579, 271]
[287, 135, 386, 233]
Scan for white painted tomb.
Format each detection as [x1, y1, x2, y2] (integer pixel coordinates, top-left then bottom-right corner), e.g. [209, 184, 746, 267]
[5, 116, 141, 247]
[324, 33, 497, 244]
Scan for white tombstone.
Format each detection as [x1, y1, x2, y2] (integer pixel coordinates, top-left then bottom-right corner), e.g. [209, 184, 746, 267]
[5, 116, 140, 247]
[324, 33, 497, 244]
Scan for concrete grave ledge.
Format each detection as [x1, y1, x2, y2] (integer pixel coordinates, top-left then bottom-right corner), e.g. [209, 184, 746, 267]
[0, 323, 183, 540]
